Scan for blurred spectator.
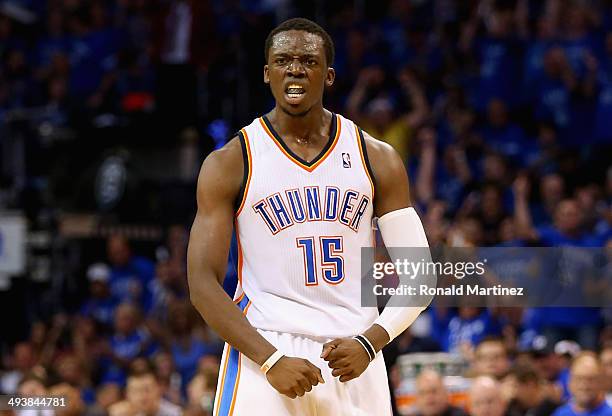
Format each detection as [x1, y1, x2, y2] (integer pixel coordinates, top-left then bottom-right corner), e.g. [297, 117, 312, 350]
[79, 263, 119, 328]
[166, 301, 222, 389]
[415, 135, 472, 214]
[459, 184, 507, 245]
[17, 373, 47, 397]
[479, 99, 527, 163]
[552, 352, 612, 416]
[528, 47, 574, 133]
[523, 124, 561, 173]
[125, 368, 182, 416]
[515, 192, 598, 246]
[156, 224, 189, 263]
[599, 346, 612, 405]
[28, 319, 64, 368]
[468, 376, 508, 416]
[346, 66, 428, 160]
[106, 234, 155, 309]
[72, 315, 109, 381]
[414, 369, 467, 416]
[49, 382, 86, 416]
[532, 173, 566, 226]
[147, 258, 188, 324]
[101, 302, 156, 384]
[504, 364, 561, 416]
[152, 351, 182, 405]
[53, 353, 95, 404]
[108, 400, 135, 416]
[113, 47, 156, 114]
[1, 342, 35, 394]
[185, 365, 218, 416]
[15, 373, 54, 416]
[443, 308, 502, 354]
[471, 336, 511, 380]
[514, 176, 602, 350]
[84, 382, 122, 416]
[526, 335, 571, 402]
[464, 6, 524, 111]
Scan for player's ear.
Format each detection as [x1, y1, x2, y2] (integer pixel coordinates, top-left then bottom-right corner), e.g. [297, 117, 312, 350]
[326, 67, 335, 87]
[264, 65, 270, 84]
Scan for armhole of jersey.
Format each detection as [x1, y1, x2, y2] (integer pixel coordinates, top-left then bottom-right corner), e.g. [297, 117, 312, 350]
[356, 126, 377, 198]
[234, 129, 252, 216]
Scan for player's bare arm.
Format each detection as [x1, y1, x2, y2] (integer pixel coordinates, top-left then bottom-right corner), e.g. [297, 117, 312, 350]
[321, 131, 416, 382]
[187, 137, 324, 399]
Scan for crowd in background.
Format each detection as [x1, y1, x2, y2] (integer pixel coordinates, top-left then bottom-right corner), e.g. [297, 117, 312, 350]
[1, 0, 612, 415]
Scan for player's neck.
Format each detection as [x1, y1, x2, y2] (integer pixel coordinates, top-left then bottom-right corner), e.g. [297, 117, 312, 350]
[269, 105, 331, 145]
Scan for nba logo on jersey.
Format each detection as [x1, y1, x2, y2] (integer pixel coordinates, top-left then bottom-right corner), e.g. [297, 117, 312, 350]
[342, 153, 351, 168]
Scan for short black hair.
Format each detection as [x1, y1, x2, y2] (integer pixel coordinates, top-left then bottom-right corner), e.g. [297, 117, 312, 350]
[264, 18, 335, 67]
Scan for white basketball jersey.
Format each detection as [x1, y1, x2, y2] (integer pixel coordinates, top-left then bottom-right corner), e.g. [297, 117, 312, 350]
[233, 113, 377, 339]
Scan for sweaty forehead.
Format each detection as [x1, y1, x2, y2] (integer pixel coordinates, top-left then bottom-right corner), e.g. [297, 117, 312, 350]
[270, 30, 325, 56]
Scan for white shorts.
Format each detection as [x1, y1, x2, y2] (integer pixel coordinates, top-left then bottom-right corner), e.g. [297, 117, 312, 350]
[213, 329, 392, 416]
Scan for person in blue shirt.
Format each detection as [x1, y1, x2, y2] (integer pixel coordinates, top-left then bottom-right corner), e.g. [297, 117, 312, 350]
[101, 302, 157, 385]
[553, 352, 612, 416]
[166, 301, 222, 392]
[469, 11, 524, 111]
[479, 98, 528, 164]
[442, 307, 502, 354]
[524, 16, 558, 87]
[514, 177, 600, 247]
[79, 263, 119, 329]
[106, 234, 155, 310]
[528, 47, 573, 132]
[514, 179, 602, 350]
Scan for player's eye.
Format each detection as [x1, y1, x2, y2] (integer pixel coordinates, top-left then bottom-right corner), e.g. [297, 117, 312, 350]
[275, 57, 287, 64]
[306, 59, 317, 66]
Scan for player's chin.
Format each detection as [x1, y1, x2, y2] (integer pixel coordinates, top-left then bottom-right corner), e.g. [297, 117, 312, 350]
[280, 102, 312, 117]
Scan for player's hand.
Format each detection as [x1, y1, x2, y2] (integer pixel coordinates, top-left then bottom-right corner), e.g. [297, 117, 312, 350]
[321, 338, 370, 382]
[265, 356, 324, 399]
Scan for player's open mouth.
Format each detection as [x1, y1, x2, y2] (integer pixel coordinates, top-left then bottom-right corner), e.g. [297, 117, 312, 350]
[285, 84, 306, 101]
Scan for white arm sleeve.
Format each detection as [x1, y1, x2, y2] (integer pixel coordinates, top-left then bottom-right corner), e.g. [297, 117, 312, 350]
[373, 207, 434, 342]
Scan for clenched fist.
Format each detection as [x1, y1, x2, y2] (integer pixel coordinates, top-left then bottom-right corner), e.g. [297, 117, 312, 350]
[321, 338, 371, 382]
[266, 356, 325, 399]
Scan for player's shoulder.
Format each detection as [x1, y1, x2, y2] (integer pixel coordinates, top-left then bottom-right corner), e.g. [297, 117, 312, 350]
[203, 135, 243, 171]
[338, 113, 398, 160]
[359, 129, 397, 159]
[353, 127, 405, 180]
[197, 135, 244, 199]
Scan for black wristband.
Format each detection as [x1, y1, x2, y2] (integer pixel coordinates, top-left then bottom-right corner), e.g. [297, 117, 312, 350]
[353, 335, 375, 361]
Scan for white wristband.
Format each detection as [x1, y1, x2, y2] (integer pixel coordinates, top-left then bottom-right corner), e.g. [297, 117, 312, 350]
[260, 350, 284, 374]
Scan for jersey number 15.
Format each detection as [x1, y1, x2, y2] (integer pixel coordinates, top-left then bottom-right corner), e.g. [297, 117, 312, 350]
[296, 236, 345, 286]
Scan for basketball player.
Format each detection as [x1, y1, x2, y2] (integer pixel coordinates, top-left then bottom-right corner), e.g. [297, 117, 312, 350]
[187, 18, 431, 415]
